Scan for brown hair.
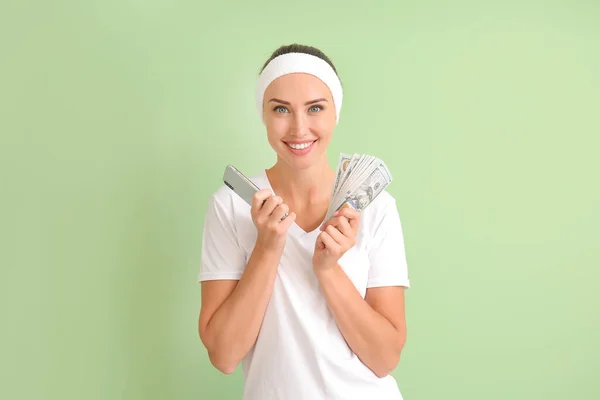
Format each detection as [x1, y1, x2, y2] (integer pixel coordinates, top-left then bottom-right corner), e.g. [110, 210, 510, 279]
[259, 43, 341, 82]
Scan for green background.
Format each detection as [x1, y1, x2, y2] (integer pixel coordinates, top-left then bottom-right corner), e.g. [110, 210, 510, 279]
[1, 1, 598, 399]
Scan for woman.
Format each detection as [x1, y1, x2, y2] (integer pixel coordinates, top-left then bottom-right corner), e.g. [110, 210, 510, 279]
[198, 43, 411, 400]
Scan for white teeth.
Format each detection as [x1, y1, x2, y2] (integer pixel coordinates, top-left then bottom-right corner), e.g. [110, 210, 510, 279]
[287, 141, 314, 150]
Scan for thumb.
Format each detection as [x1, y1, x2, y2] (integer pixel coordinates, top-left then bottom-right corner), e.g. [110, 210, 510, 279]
[315, 236, 325, 250]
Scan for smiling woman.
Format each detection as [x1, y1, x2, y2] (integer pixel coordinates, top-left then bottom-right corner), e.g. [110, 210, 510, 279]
[256, 47, 342, 172]
[267, 95, 327, 155]
[197, 44, 411, 400]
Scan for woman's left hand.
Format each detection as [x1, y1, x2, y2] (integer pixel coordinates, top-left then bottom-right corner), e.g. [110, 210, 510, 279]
[313, 206, 361, 272]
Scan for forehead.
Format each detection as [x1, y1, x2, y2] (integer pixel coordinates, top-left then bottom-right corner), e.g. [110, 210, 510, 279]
[264, 73, 332, 101]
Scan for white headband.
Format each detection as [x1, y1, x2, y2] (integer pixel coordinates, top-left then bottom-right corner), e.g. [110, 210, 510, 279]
[256, 52, 343, 125]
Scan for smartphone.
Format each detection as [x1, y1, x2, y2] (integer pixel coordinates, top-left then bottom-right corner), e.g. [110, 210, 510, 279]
[222, 164, 288, 219]
[223, 164, 260, 206]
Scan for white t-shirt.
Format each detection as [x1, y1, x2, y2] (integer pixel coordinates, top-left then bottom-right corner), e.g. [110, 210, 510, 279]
[198, 169, 411, 400]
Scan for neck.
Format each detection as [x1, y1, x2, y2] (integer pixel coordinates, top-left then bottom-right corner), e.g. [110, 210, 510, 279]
[267, 155, 335, 207]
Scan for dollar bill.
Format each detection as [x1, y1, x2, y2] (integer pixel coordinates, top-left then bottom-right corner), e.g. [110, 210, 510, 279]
[337, 162, 392, 212]
[332, 153, 352, 198]
[325, 154, 393, 221]
[327, 153, 357, 218]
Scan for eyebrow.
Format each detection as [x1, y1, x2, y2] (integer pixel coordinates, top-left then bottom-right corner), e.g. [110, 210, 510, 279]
[268, 98, 328, 106]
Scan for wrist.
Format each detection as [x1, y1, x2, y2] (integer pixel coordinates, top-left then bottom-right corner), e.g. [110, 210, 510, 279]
[253, 242, 283, 261]
[314, 262, 341, 281]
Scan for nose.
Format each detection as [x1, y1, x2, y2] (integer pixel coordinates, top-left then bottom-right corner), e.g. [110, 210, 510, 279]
[289, 112, 309, 137]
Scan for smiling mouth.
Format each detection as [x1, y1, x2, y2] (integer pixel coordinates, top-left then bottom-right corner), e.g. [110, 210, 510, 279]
[282, 139, 318, 155]
[283, 140, 317, 150]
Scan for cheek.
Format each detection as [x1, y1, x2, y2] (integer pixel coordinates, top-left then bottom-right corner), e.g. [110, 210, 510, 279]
[265, 119, 288, 140]
[313, 113, 336, 135]
[266, 128, 289, 152]
[313, 122, 334, 140]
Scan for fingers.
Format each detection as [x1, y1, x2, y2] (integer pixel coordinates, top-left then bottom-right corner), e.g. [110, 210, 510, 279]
[270, 202, 289, 223]
[251, 191, 295, 233]
[315, 233, 326, 250]
[335, 207, 360, 231]
[325, 224, 348, 246]
[259, 195, 283, 218]
[336, 215, 352, 237]
[319, 230, 338, 251]
[336, 206, 359, 220]
[278, 211, 297, 231]
[320, 208, 360, 234]
[320, 215, 345, 232]
[252, 190, 274, 214]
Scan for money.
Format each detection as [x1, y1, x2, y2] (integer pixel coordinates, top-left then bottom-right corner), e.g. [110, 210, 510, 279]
[324, 153, 393, 221]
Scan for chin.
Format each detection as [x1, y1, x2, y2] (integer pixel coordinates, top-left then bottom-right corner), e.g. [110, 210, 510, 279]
[281, 151, 326, 171]
[288, 159, 315, 170]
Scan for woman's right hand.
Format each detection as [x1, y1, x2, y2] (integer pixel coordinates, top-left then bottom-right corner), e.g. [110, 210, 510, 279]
[251, 189, 296, 254]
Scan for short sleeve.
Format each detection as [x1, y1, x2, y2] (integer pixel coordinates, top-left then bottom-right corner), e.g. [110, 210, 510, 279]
[197, 193, 247, 282]
[367, 196, 411, 288]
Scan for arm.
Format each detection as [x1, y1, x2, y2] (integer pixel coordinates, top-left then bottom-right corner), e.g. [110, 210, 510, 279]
[313, 202, 410, 378]
[315, 266, 407, 378]
[198, 245, 281, 374]
[197, 190, 296, 374]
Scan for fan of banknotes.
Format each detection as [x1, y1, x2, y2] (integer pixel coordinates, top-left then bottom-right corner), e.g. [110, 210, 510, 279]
[324, 153, 393, 221]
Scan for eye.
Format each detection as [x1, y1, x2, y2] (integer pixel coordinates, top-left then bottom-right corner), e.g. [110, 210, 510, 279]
[273, 106, 289, 113]
[309, 105, 323, 113]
